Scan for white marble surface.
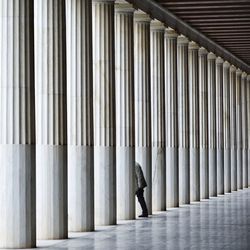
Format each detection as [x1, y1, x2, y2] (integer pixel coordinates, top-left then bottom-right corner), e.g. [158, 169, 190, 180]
[33, 189, 250, 250]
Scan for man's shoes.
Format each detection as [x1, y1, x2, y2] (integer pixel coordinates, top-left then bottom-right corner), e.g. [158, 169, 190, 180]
[139, 214, 148, 218]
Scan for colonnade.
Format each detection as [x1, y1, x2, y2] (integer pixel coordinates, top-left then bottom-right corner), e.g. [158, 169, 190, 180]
[0, 0, 250, 248]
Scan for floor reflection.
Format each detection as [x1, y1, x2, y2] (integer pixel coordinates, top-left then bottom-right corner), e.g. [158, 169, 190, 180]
[37, 189, 250, 250]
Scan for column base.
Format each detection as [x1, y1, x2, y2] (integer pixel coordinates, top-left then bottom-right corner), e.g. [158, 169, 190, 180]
[217, 148, 224, 195]
[68, 145, 94, 232]
[94, 146, 116, 226]
[190, 148, 200, 202]
[200, 148, 209, 199]
[0, 144, 36, 248]
[224, 148, 231, 193]
[209, 148, 217, 197]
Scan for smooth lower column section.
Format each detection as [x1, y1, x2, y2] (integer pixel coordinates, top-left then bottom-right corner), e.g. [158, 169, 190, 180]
[216, 57, 224, 195]
[247, 75, 250, 187]
[236, 69, 243, 190]
[241, 72, 248, 188]
[177, 36, 190, 205]
[35, 0, 67, 239]
[66, 0, 94, 231]
[188, 42, 200, 202]
[207, 52, 217, 197]
[134, 11, 152, 215]
[230, 66, 237, 191]
[165, 28, 179, 208]
[150, 20, 166, 211]
[93, 0, 116, 225]
[223, 61, 231, 193]
[115, 1, 135, 220]
[199, 47, 209, 199]
[0, 1, 36, 247]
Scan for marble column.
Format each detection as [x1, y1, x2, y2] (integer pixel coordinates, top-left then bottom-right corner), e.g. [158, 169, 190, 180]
[150, 20, 166, 212]
[230, 65, 237, 191]
[199, 47, 209, 199]
[207, 52, 217, 197]
[223, 61, 231, 193]
[0, 0, 36, 247]
[134, 11, 152, 215]
[66, 0, 94, 231]
[177, 35, 190, 205]
[35, 0, 67, 239]
[150, 20, 166, 211]
[92, 0, 116, 225]
[188, 41, 200, 202]
[165, 28, 179, 208]
[236, 69, 243, 190]
[241, 72, 248, 188]
[115, 1, 135, 220]
[247, 75, 250, 187]
[216, 57, 224, 195]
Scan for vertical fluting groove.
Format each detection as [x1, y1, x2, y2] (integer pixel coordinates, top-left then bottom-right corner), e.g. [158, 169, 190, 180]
[165, 29, 179, 208]
[230, 66, 237, 191]
[0, 0, 36, 248]
[134, 11, 152, 214]
[150, 20, 166, 212]
[216, 57, 224, 195]
[93, 0, 116, 225]
[247, 75, 250, 187]
[66, 0, 94, 232]
[177, 36, 190, 205]
[199, 48, 209, 199]
[35, 0, 68, 239]
[241, 73, 248, 188]
[223, 61, 231, 193]
[115, 2, 135, 220]
[207, 52, 217, 197]
[236, 69, 243, 190]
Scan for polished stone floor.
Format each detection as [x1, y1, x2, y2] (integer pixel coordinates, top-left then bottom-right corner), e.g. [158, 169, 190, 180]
[36, 189, 250, 250]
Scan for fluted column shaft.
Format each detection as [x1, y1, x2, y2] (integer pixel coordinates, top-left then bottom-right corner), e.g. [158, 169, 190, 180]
[199, 48, 209, 199]
[247, 75, 250, 187]
[188, 42, 200, 202]
[230, 66, 237, 191]
[92, 0, 116, 225]
[207, 52, 217, 197]
[241, 72, 248, 188]
[66, 0, 94, 231]
[134, 11, 152, 215]
[35, 0, 67, 239]
[223, 61, 231, 193]
[150, 20, 166, 211]
[165, 29, 179, 208]
[115, 1, 135, 220]
[0, 1, 36, 247]
[177, 36, 190, 205]
[236, 69, 243, 190]
[216, 57, 224, 195]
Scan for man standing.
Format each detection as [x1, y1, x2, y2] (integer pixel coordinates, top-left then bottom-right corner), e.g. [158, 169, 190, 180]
[135, 162, 148, 217]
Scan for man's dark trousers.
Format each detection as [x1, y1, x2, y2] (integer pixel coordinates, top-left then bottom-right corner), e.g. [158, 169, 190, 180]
[136, 188, 148, 215]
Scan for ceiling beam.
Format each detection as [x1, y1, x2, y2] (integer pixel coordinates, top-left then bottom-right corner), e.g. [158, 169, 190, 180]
[127, 0, 250, 73]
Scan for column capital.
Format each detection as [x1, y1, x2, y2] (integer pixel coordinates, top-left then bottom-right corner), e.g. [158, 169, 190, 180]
[223, 61, 230, 69]
[134, 10, 151, 23]
[216, 57, 224, 65]
[230, 65, 236, 72]
[115, 0, 134, 13]
[242, 72, 247, 79]
[165, 27, 178, 38]
[207, 52, 216, 60]
[150, 19, 165, 31]
[236, 68, 242, 76]
[188, 41, 199, 50]
[199, 47, 208, 56]
[177, 35, 189, 44]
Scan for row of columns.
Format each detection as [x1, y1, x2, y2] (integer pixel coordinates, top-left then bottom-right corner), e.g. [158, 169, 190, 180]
[1, 0, 250, 248]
